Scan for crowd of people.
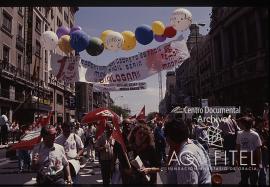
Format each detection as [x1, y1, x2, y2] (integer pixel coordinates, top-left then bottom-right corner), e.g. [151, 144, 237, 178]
[0, 102, 268, 185]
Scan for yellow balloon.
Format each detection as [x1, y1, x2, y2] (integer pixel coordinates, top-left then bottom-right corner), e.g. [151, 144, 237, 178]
[100, 30, 113, 49]
[152, 21, 165, 35]
[121, 31, 136, 51]
[58, 35, 73, 55]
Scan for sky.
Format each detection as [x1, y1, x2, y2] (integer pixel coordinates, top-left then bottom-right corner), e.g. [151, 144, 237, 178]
[75, 7, 211, 115]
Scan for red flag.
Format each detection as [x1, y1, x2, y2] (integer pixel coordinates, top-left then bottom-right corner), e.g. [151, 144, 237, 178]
[83, 108, 126, 151]
[112, 117, 126, 152]
[95, 118, 106, 139]
[82, 107, 120, 124]
[35, 111, 53, 127]
[128, 114, 136, 120]
[136, 105, 145, 120]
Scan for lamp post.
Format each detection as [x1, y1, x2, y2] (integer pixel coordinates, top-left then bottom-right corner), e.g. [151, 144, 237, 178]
[195, 23, 206, 108]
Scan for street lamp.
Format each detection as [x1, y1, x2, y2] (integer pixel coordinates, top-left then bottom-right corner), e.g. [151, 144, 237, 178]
[195, 22, 205, 108]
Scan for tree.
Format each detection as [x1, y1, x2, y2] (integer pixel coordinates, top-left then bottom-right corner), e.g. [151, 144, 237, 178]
[109, 105, 130, 119]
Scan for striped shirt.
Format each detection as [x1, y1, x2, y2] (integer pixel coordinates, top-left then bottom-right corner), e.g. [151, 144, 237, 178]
[95, 134, 115, 160]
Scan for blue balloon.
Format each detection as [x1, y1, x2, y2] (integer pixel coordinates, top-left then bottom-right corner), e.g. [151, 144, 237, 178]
[70, 30, 90, 53]
[135, 25, 154, 45]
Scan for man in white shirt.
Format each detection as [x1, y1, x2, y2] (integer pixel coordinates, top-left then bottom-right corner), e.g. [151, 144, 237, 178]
[85, 123, 96, 161]
[95, 122, 115, 184]
[55, 122, 84, 184]
[236, 116, 262, 185]
[164, 117, 212, 184]
[74, 122, 85, 143]
[31, 125, 72, 185]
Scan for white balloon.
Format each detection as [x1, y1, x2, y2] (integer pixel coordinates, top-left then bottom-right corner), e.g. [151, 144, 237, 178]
[170, 8, 192, 31]
[105, 31, 124, 51]
[40, 31, 58, 50]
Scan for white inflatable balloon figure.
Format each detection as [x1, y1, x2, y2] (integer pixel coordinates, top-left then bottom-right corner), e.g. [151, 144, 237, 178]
[170, 8, 192, 32]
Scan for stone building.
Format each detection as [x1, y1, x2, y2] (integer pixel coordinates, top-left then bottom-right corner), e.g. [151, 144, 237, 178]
[173, 7, 268, 115]
[0, 7, 78, 124]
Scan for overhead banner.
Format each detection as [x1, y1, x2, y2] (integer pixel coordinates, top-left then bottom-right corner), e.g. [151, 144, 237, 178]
[51, 37, 189, 84]
[93, 82, 147, 92]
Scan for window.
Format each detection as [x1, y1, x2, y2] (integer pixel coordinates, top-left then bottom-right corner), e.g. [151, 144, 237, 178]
[213, 35, 223, 70]
[58, 7, 62, 14]
[3, 45, 10, 63]
[64, 11, 69, 23]
[18, 23, 23, 37]
[246, 11, 258, 53]
[44, 71, 48, 85]
[235, 19, 246, 58]
[44, 24, 48, 32]
[18, 7, 23, 16]
[45, 50, 48, 63]
[36, 40, 41, 57]
[70, 21, 73, 29]
[35, 16, 41, 33]
[51, 8, 54, 19]
[57, 17, 62, 27]
[57, 94, 63, 105]
[227, 27, 235, 63]
[17, 54, 22, 70]
[2, 11, 12, 33]
[259, 8, 268, 49]
[37, 7, 42, 12]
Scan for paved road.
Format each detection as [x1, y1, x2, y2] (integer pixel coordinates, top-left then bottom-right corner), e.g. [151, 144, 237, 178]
[0, 147, 268, 185]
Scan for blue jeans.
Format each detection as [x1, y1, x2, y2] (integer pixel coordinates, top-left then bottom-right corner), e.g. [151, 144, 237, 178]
[18, 150, 30, 171]
[72, 173, 79, 184]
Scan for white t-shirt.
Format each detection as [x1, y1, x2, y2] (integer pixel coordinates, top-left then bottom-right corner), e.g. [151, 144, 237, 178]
[32, 142, 68, 175]
[55, 133, 84, 159]
[236, 130, 262, 151]
[75, 128, 84, 139]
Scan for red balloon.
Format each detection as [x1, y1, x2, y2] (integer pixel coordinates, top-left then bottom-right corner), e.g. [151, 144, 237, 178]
[164, 26, 177, 38]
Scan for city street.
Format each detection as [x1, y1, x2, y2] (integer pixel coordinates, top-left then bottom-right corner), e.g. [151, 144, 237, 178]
[1, 145, 267, 185]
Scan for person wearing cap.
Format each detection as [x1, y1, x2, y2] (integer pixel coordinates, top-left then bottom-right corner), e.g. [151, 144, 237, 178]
[55, 122, 84, 184]
[95, 122, 115, 184]
[31, 125, 72, 184]
[164, 118, 212, 184]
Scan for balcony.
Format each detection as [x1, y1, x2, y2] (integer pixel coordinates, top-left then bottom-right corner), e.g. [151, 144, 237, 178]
[16, 35, 25, 51]
[0, 87, 10, 99]
[1, 24, 12, 38]
[0, 60, 32, 83]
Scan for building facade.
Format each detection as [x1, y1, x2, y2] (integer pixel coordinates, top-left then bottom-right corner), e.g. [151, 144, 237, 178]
[159, 71, 176, 114]
[75, 82, 113, 122]
[0, 7, 78, 124]
[171, 7, 268, 115]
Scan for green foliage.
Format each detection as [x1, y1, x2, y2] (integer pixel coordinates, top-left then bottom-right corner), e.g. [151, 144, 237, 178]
[109, 105, 130, 119]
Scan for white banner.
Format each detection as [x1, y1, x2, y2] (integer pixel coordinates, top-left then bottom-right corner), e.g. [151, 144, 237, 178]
[51, 37, 189, 84]
[93, 82, 147, 92]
